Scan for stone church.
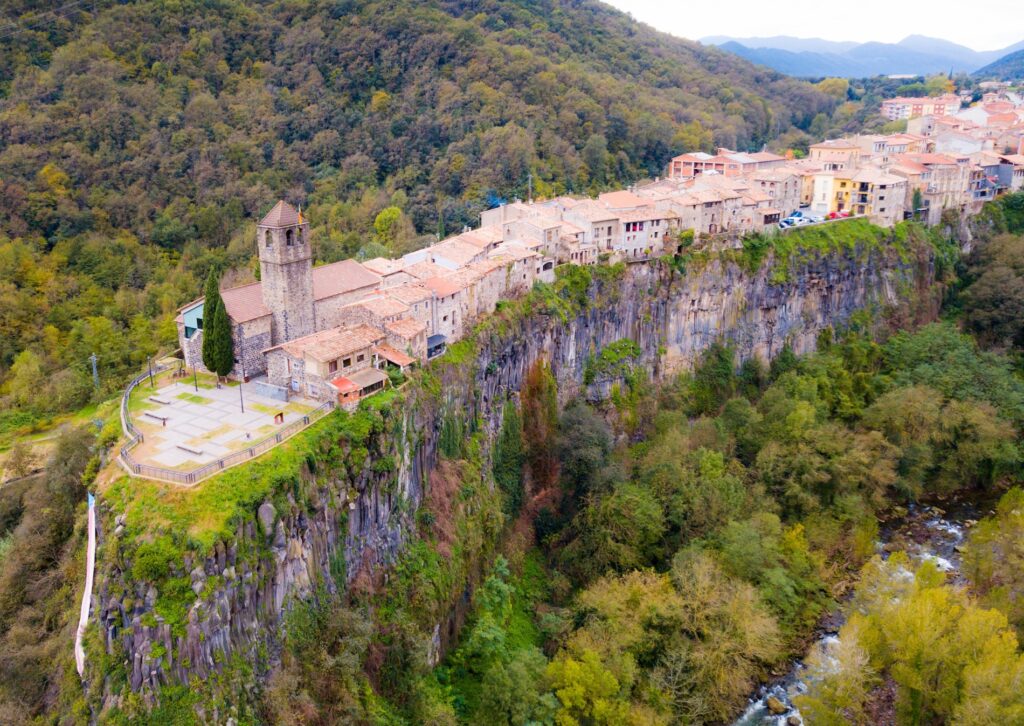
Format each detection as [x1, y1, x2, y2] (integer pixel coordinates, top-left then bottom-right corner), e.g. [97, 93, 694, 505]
[178, 200, 384, 380]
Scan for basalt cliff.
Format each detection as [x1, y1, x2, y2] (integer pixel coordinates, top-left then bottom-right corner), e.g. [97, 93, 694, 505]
[83, 230, 942, 719]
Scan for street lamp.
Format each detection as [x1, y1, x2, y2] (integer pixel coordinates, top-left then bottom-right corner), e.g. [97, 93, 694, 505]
[237, 329, 245, 414]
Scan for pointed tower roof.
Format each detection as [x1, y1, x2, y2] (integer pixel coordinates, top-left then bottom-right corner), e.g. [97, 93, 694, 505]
[259, 200, 300, 228]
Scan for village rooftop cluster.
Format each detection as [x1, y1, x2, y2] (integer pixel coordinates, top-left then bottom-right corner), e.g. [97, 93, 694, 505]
[176, 88, 1024, 410]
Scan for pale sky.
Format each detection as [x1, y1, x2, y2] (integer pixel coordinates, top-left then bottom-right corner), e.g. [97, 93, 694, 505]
[603, 0, 1024, 52]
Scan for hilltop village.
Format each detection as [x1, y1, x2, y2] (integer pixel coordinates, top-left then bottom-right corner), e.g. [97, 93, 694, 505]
[177, 90, 1024, 407]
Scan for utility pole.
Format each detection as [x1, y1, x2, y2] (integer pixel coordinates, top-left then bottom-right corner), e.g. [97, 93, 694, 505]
[89, 353, 99, 391]
[193, 365, 199, 393]
[238, 359, 245, 414]
[148, 357, 154, 388]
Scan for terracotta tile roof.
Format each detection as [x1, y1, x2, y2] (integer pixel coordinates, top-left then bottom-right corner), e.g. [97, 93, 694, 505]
[374, 343, 416, 367]
[565, 202, 619, 222]
[598, 190, 651, 208]
[459, 225, 504, 248]
[445, 267, 485, 289]
[430, 238, 483, 267]
[385, 317, 426, 339]
[352, 295, 410, 318]
[361, 257, 405, 276]
[260, 200, 300, 228]
[469, 257, 509, 274]
[297, 324, 385, 362]
[312, 259, 381, 300]
[890, 161, 930, 175]
[619, 207, 670, 222]
[423, 276, 463, 298]
[221, 282, 271, 323]
[331, 376, 358, 394]
[404, 261, 448, 281]
[387, 283, 433, 305]
[492, 244, 538, 261]
[906, 153, 960, 166]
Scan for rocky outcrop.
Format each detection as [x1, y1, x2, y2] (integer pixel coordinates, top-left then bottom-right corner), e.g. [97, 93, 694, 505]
[90, 240, 936, 708]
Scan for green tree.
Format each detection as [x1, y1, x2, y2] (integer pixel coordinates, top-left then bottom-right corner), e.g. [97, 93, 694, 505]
[689, 342, 736, 416]
[207, 294, 234, 378]
[201, 271, 223, 373]
[816, 77, 850, 100]
[546, 649, 630, 725]
[560, 484, 665, 583]
[493, 401, 526, 516]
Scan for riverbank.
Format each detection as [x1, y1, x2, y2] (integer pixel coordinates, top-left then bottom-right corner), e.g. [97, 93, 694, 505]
[733, 496, 990, 726]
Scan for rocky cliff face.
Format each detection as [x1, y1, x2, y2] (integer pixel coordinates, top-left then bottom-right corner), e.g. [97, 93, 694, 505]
[88, 241, 936, 712]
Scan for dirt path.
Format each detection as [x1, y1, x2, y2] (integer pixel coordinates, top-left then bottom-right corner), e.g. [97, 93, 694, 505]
[75, 492, 96, 677]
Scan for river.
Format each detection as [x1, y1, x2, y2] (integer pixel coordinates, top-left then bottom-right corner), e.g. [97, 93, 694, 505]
[732, 504, 973, 726]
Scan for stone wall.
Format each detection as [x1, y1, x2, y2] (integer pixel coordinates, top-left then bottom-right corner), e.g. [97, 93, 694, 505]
[234, 317, 271, 379]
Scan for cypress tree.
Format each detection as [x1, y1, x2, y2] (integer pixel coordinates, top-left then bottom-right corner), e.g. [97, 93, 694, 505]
[209, 298, 235, 378]
[201, 270, 234, 377]
[201, 271, 222, 372]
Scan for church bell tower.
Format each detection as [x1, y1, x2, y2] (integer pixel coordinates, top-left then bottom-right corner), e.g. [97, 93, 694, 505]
[258, 200, 315, 345]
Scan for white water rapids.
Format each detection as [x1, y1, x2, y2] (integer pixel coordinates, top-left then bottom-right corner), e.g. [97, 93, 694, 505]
[731, 505, 969, 726]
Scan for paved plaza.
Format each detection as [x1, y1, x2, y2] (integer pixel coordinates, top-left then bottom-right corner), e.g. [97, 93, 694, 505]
[131, 380, 318, 469]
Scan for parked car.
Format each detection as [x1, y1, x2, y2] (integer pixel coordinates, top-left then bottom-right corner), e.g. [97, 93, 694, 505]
[778, 220, 791, 229]
[789, 210, 803, 218]
[808, 215, 824, 223]
[792, 218, 811, 226]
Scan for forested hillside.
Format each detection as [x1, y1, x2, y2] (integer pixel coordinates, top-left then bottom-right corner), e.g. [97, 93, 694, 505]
[0, 0, 836, 431]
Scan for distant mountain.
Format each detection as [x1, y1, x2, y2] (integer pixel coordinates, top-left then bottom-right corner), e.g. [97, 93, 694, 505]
[975, 49, 1024, 80]
[703, 35, 1024, 78]
[717, 42, 867, 78]
[701, 35, 859, 55]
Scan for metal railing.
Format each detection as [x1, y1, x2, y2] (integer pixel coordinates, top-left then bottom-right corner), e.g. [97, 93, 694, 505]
[118, 367, 336, 486]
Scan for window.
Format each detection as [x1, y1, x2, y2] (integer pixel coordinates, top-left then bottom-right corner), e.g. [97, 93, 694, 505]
[343, 357, 351, 368]
[357, 354, 364, 363]
[443, 314, 448, 321]
[264, 230, 273, 248]
[286, 228, 295, 246]
[329, 360, 337, 373]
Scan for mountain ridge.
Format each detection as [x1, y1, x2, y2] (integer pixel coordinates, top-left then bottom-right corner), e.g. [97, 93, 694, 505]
[975, 48, 1024, 80]
[703, 34, 1024, 77]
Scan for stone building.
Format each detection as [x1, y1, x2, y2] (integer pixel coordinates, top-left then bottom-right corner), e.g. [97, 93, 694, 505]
[264, 324, 386, 401]
[178, 201, 384, 379]
[259, 200, 315, 344]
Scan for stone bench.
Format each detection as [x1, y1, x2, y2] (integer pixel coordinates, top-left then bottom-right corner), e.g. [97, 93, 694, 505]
[176, 444, 204, 456]
[143, 412, 169, 423]
[148, 396, 171, 405]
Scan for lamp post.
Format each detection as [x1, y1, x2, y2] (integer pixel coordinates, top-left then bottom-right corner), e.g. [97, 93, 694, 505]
[193, 365, 199, 393]
[237, 329, 245, 413]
